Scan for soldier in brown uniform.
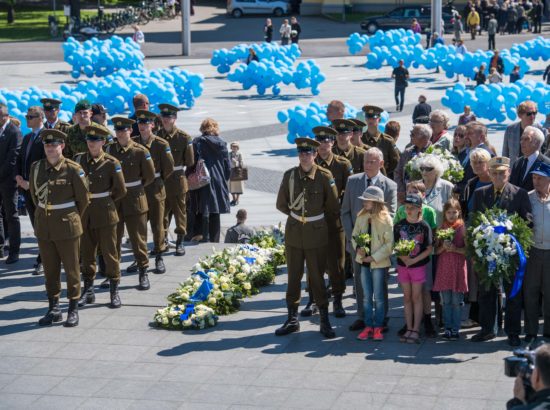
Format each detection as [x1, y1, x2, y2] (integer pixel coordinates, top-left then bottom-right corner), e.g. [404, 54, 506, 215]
[275, 138, 340, 339]
[350, 119, 370, 151]
[134, 110, 175, 274]
[65, 100, 101, 158]
[361, 105, 400, 177]
[30, 129, 90, 327]
[75, 125, 127, 308]
[41, 98, 70, 133]
[156, 103, 194, 256]
[332, 119, 366, 174]
[107, 117, 156, 290]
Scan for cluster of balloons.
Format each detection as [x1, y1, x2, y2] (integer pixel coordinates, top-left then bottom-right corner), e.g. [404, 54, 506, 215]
[0, 67, 203, 133]
[347, 29, 421, 55]
[277, 102, 390, 143]
[227, 59, 326, 96]
[211, 43, 301, 74]
[63, 36, 144, 79]
[510, 36, 550, 61]
[441, 80, 550, 121]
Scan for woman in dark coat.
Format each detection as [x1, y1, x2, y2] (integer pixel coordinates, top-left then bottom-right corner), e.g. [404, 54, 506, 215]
[189, 118, 231, 242]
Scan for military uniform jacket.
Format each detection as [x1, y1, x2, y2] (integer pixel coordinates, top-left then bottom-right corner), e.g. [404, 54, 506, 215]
[315, 152, 352, 200]
[157, 127, 194, 194]
[135, 135, 175, 201]
[332, 144, 365, 174]
[74, 151, 127, 229]
[65, 121, 101, 158]
[30, 157, 90, 241]
[106, 140, 155, 216]
[44, 119, 71, 134]
[276, 164, 340, 250]
[362, 131, 400, 176]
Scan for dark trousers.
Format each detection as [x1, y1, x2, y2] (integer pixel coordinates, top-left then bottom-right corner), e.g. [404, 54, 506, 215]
[524, 248, 550, 336]
[22, 190, 40, 263]
[478, 280, 522, 336]
[0, 184, 21, 255]
[533, 17, 542, 33]
[394, 86, 406, 111]
[195, 213, 221, 243]
[286, 244, 328, 309]
[488, 34, 495, 50]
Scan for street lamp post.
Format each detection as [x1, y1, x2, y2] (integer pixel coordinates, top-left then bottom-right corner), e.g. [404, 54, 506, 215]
[432, 0, 442, 39]
[182, 0, 191, 56]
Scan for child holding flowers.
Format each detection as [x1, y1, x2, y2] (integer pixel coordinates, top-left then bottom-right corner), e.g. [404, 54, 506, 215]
[433, 198, 468, 340]
[351, 186, 394, 341]
[393, 193, 434, 344]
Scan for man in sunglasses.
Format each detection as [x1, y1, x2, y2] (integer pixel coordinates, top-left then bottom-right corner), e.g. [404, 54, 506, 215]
[503, 100, 547, 164]
[41, 98, 70, 133]
[0, 103, 22, 264]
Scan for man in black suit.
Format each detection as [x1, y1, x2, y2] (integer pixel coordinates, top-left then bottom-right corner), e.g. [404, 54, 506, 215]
[471, 156, 532, 347]
[0, 103, 23, 264]
[15, 106, 46, 274]
[510, 126, 550, 192]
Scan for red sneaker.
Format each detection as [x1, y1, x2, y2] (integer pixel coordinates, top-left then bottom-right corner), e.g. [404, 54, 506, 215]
[357, 326, 373, 341]
[373, 327, 384, 341]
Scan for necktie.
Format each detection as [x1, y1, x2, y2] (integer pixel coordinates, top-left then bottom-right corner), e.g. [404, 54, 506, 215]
[494, 190, 502, 206]
[366, 178, 372, 188]
[518, 157, 528, 182]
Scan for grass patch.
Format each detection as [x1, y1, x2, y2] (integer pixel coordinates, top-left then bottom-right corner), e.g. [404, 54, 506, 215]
[324, 12, 377, 23]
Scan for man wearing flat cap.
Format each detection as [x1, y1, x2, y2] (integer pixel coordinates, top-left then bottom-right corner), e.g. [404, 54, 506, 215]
[74, 125, 127, 309]
[156, 103, 194, 257]
[107, 117, 156, 290]
[471, 156, 532, 346]
[30, 129, 90, 328]
[134, 110, 175, 275]
[66, 99, 101, 158]
[41, 98, 70, 133]
[349, 118, 370, 151]
[362, 105, 400, 177]
[332, 118, 366, 174]
[276, 137, 340, 339]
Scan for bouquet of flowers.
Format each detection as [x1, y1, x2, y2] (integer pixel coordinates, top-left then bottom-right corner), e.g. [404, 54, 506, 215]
[249, 223, 286, 268]
[153, 304, 218, 330]
[467, 208, 533, 290]
[405, 147, 464, 183]
[436, 228, 455, 242]
[394, 239, 416, 256]
[353, 233, 371, 255]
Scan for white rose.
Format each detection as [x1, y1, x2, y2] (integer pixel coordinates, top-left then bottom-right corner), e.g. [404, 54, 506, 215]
[208, 297, 217, 305]
[243, 282, 252, 290]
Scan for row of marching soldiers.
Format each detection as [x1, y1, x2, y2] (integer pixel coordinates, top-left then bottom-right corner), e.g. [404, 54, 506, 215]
[19, 98, 193, 328]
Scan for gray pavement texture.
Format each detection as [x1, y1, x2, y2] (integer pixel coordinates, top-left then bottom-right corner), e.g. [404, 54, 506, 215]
[1, 5, 549, 408]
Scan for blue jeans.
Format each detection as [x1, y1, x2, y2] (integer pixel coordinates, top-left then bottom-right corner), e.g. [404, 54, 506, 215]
[360, 266, 386, 327]
[440, 291, 464, 332]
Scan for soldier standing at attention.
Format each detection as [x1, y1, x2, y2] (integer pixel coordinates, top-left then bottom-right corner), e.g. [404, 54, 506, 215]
[362, 105, 400, 177]
[107, 117, 155, 290]
[30, 129, 90, 327]
[156, 103, 194, 257]
[75, 125, 127, 309]
[350, 119, 370, 151]
[135, 110, 174, 274]
[66, 100, 100, 158]
[41, 98, 70, 133]
[332, 119, 366, 174]
[275, 138, 340, 339]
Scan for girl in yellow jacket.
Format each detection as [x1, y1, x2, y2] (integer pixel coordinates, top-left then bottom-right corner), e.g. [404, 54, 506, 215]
[351, 186, 394, 341]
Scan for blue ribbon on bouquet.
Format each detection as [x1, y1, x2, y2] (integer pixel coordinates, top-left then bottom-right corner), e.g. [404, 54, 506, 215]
[189, 270, 214, 302]
[244, 257, 256, 265]
[493, 226, 527, 299]
[179, 303, 196, 321]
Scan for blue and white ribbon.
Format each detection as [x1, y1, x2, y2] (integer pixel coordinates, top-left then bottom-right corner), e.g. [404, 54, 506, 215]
[493, 225, 527, 299]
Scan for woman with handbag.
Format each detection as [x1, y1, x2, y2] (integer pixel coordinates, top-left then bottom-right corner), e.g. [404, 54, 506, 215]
[188, 118, 231, 243]
[229, 142, 245, 206]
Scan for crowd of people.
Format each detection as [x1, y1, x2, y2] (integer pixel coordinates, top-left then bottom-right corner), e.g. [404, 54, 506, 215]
[264, 16, 302, 45]
[275, 99, 550, 347]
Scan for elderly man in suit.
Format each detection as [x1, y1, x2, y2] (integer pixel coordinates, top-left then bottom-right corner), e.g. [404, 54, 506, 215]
[15, 106, 46, 274]
[510, 126, 550, 193]
[503, 101, 547, 164]
[0, 103, 23, 264]
[342, 147, 397, 331]
[471, 156, 532, 346]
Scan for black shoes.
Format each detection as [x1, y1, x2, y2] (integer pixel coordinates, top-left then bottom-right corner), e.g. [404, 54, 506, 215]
[38, 297, 63, 326]
[333, 294, 346, 318]
[471, 331, 496, 342]
[5, 253, 19, 264]
[33, 262, 44, 276]
[64, 299, 79, 327]
[109, 280, 121, 309]
[78, 279, 95, 307]
[175, 235, 186, 256]
[300, 300, 318, 317]
[275, 307, 300, 336]
[126, 260, 138, 273]
[508, 334, 521, 347]
[424, 314, 437, 338]
[349, 319, 365, 331]
[319, 306, 336, 339]
[138, 267, 150, 290]
[155, 255, 166, 274]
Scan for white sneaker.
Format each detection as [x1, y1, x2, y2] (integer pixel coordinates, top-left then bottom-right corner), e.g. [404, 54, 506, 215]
[461, 319, 478, 328]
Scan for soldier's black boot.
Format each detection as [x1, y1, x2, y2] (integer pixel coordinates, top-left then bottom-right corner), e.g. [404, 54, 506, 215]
[109, 280, 121, 308]
[38, 297, 63, 326]
[126, 260, 138, 273]
[155, 255, 166, 274]
[175, 234, 186, 256]
[78, 279, 95, 307]
[275, 306, 300, 336]
[300, 292, 318, 317]
[64, 299, 79, 327]
[138, 267, 150, 290]
[333, 294, 346, 318]
[319, 306, 336, 339]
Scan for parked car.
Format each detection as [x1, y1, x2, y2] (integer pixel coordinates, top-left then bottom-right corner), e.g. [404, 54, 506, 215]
[227, 0, 289, 18]
[360, 5, 454, 34]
